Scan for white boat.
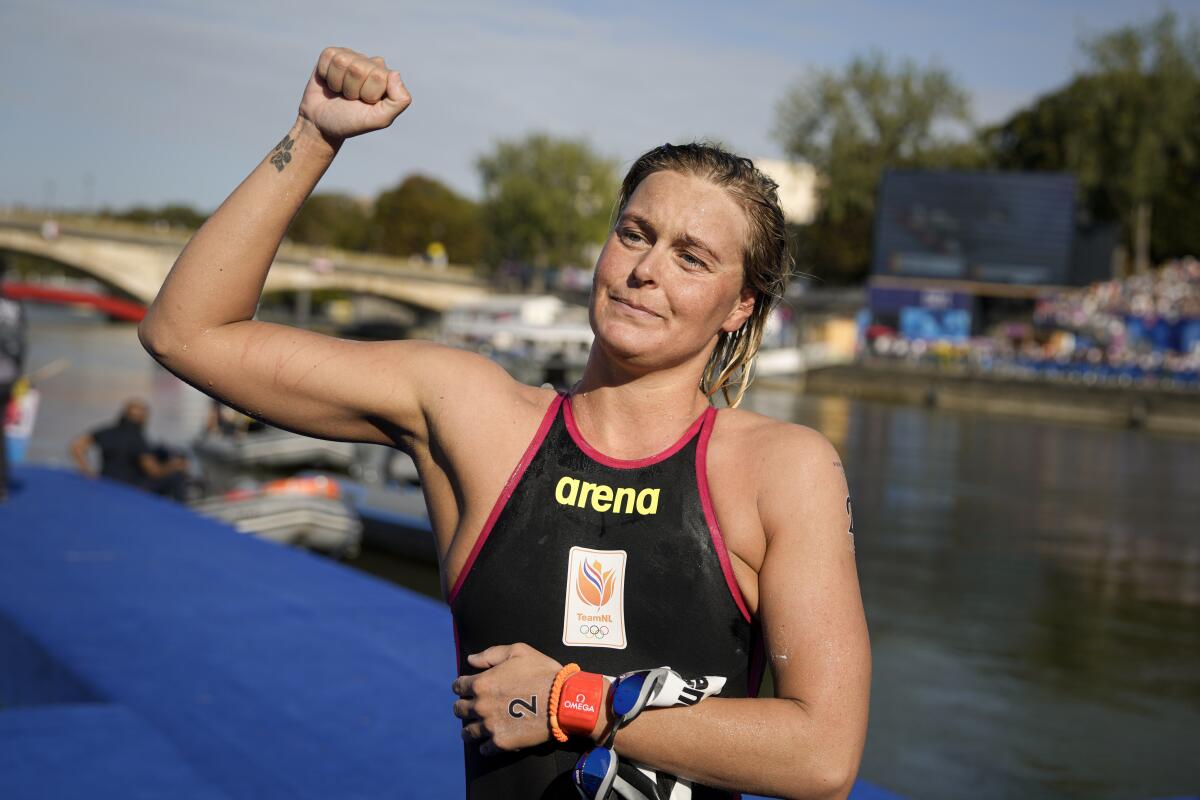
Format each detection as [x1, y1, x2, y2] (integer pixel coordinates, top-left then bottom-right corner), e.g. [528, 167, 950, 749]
[441, 295, 592, 384]
[334, 478, 435, 563]
[190, 475, 362, 558]
[193, 426, 357, 471]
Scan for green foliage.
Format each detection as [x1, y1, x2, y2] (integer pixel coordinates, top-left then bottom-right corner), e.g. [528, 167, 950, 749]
[104, 204, 207, 229]
[476, 133, 618, 269]
[985, 12, 1200, 263]
[287, 193, 370, 250]
[369, 175, 486, 265]
[774, 52, 983, 283]
[787, 210, 875, 287]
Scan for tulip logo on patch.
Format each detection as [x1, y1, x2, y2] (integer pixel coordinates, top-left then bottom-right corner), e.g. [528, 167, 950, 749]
[563, 546, 627, 649]
[576, 559, 615, 607]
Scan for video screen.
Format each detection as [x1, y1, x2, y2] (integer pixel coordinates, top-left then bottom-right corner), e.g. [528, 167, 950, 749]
[872, 170, 1076, 286]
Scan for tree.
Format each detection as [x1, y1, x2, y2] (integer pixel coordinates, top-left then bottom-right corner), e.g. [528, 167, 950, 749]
[476, 133, 618, 275]
[774, 53, 982, 283]
[287, 193, 370, 251]
[986, 12, 1200, 270]
[370, 175, 486, 265]
[106, 203, 208, 230]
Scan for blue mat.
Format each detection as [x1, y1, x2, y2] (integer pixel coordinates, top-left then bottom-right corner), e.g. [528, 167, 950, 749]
[0, 467, 903, 799]
[1, 467, 463, 799]
[0, 704, 230, 799]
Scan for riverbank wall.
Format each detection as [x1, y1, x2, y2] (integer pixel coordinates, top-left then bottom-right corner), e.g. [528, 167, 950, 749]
[774, 363, 1200, 434]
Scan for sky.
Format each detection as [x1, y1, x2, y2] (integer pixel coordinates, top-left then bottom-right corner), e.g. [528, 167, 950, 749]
[2, 0, 1198, 212]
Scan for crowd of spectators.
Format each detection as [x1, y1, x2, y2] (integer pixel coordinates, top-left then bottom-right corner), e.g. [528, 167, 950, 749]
[864, 257, 1200, 389]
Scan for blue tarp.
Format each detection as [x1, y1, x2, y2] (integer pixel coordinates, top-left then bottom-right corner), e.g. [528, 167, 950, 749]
[1, 467, 463, 799]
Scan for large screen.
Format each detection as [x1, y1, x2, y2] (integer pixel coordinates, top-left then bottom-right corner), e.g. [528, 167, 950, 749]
[872, 170, 1076, 286]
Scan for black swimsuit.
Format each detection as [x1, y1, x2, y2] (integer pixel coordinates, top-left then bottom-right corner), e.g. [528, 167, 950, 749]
[450, 393, 763, 799]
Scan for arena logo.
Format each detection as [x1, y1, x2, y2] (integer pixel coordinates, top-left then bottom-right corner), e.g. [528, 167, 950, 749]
[554, 476, 660, 515]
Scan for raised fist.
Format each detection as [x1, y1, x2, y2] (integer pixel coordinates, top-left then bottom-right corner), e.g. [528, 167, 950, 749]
[299, 47, 411, 142]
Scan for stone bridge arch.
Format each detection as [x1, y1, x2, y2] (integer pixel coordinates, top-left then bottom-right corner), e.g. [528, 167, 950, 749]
[0, 223, 491, 313]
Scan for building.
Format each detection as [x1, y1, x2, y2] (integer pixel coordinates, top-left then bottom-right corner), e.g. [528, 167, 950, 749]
[754, 158, 819, 225]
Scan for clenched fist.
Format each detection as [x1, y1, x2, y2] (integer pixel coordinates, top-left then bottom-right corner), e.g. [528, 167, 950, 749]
[298, 47, 411, 142]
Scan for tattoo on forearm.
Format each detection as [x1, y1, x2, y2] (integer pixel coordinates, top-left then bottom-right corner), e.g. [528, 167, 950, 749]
[835, 461, 855, 551]
[270, 135, 294, 172]
[846, 495, 856, 552]
[508, 696, 537, 719]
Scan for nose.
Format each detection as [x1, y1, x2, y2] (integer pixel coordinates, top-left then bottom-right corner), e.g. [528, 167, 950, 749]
[628, 243, 667, 288]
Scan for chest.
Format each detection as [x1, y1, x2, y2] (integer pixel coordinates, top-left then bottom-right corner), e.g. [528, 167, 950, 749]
[450, 415, 758, 678]
[462, 406, 763, 598]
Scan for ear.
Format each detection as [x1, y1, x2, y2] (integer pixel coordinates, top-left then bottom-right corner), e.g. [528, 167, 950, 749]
[720, 287, 755, 334]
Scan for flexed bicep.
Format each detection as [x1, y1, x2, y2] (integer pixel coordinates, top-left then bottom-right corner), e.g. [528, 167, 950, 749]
[157, 321, 495, 447]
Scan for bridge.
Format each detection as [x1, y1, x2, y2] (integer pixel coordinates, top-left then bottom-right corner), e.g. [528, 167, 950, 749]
[0, 217, 491, 315]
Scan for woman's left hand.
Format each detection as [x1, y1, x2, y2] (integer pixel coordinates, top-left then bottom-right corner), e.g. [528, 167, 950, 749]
[452, 642, 563, 755]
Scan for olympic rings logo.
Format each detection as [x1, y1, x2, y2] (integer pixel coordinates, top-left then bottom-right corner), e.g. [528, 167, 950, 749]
[579, 624, 610, 638]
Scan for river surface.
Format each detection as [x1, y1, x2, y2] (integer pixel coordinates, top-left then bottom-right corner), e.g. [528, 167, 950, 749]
[17, 309, 1200, 800]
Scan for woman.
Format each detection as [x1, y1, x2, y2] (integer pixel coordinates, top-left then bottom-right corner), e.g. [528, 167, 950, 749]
[140, 48, 870, 800]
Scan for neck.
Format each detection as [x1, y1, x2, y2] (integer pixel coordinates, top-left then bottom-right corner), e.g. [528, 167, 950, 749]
[570, 347, 714, 459]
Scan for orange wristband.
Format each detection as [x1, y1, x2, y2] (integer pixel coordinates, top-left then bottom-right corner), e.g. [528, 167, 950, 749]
[558, 671, 603, 737]
[548, 663, 580, 743]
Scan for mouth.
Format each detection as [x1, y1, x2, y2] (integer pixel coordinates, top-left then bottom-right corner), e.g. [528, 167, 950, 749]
[610, 294, 661, 319]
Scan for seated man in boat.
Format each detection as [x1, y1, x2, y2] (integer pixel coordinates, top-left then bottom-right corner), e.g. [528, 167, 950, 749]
[71, 399, 192, 501]
[138, 47, 870, 799]
[204, 397, 265, 438]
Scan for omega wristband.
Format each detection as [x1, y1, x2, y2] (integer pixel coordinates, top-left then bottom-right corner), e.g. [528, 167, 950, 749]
[557, 670, 604, 737]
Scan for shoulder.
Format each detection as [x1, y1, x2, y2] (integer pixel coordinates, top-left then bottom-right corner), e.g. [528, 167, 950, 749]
[710, 407, 847, 543]
[374, 340, 558, 453]
[372, 340, 534, 400]
[712, 407, 842, 475]
[363, 340, 546, 428]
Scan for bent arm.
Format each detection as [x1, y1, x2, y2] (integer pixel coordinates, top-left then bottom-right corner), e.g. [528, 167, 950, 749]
[139, 121, 519, 447]
[70, 434, 95, 477]
[138, 452, 182, 479]
[140, 115, 335, 355]
[139, 51, 453, 446]
[602, 430, 871, 799]
[137, 117, 394, 442]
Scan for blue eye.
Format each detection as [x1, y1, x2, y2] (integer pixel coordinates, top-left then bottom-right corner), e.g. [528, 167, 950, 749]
[619, 228, 644, 244]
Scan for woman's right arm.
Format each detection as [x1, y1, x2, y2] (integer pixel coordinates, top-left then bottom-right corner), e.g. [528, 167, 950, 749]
[139, 48, 498, 447]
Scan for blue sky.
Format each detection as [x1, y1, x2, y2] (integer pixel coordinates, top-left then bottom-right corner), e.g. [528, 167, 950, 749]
[2, 0, 1197, 211]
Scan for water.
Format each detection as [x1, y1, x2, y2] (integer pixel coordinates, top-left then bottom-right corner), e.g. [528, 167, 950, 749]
[740, 391, 1200, 799]
[18, 309, 1200, 800]
[20, 309, 212, 466]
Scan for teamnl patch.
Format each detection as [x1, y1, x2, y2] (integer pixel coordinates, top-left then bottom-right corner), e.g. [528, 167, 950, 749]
[562, 546, 627, 649]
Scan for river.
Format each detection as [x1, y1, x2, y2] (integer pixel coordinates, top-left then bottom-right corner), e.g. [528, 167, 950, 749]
[17, 308, 1200, 800]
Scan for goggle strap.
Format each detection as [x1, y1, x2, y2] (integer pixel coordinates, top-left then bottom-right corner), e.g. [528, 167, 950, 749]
[612, 773, 655, 800]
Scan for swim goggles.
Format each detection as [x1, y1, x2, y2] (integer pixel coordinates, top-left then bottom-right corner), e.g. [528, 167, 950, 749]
[572, 668, 725, 800]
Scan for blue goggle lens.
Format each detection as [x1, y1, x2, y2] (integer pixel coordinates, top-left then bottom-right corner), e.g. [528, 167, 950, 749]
[573, 747, 615, 798]
[611, 672, 648, 718]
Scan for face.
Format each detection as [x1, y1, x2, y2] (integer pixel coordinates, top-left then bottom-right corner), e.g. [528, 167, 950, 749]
[123, 402, 149, 427]
[589, 170, 754, 371]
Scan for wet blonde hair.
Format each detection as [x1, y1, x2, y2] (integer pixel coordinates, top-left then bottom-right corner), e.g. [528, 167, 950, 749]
[615, 143, 793, 407]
